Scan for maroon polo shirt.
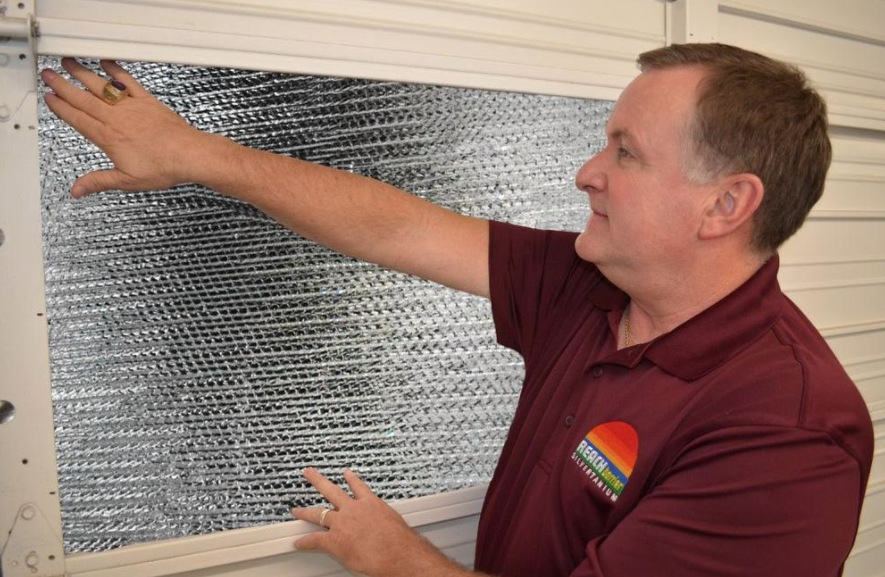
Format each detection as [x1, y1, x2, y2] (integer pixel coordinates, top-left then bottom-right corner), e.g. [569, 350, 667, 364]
[475, 221, 873, 577]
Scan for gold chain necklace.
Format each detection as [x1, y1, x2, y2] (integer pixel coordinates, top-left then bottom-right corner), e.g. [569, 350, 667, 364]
[623, 304, 631, 348]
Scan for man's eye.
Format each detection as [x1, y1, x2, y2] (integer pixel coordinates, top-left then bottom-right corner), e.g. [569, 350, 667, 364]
[617, 147, 632, 159]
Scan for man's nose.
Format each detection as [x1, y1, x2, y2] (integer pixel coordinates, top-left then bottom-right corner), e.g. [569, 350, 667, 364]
[575, 154, 606, 194]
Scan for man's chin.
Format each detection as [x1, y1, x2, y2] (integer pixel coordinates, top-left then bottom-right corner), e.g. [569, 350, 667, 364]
[574, 232, 602, 264]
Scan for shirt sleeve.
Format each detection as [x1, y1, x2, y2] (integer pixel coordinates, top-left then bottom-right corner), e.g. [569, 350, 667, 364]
[487, 220, 598, 360]
[570, 425, 863, 577]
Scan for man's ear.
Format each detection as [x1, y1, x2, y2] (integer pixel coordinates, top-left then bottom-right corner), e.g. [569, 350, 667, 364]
[699, 173, 764, 240]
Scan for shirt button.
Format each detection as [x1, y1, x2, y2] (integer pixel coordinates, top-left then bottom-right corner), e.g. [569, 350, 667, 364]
[565, 415, 575, 428]
[592, 366, 603, 378]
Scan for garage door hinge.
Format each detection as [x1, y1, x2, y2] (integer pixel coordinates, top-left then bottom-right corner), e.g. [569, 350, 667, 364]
[0, 1, 38, 42]
[0, 0, 37, 123]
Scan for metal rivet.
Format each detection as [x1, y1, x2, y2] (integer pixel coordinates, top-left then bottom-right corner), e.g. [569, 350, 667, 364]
[25, 551, 38, 567]
[21, 506, 35, 520]
[18, 2, 25, 8]
[0, 399, 14, 424]
[18, 53, 25, 60]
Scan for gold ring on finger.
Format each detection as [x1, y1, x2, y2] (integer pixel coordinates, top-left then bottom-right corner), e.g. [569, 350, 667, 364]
[102, 79, 129, 105]
[318, 508, 331, 530]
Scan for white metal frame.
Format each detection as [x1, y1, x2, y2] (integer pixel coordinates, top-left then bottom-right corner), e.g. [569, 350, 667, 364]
[64, 486, 487, 577]
[32, 0, 659, 102]
[0, 1, 66, 576]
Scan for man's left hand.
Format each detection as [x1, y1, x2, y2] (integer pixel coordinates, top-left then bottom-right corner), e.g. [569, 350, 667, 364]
[291, 468, 470, 577]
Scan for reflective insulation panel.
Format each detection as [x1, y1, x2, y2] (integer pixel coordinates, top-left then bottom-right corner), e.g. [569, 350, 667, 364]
[38, 57, 613, 553]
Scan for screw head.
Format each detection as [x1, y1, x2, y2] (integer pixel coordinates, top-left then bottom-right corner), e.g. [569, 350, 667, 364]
[0, 399, 14, 423]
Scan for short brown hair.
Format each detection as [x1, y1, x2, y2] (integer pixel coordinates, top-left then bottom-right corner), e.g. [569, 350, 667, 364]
[637, 43, 831, 254]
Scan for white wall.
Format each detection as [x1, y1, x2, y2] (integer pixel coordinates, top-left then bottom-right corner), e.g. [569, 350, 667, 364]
[1, 0, 882, 575]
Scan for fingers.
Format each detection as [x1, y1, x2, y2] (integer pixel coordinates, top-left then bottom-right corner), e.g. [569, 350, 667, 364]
[100, 60, 151, 98]
[344, 468, 375, 500]
[41, 68, 108, 121]
[294, 532, 329, 552]
[72, 169, 131, 198]
[303, 468, 351, 510]
[61, 57, 110, 99]
[290, 506, 338, 529]
[43, 92, 105, 143]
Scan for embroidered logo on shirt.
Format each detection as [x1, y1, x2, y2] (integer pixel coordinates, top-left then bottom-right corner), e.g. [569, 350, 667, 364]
[571, 421, 639, 503]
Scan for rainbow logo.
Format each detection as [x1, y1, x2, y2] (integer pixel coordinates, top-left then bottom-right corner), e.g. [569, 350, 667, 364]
[572, 421, 639, 502]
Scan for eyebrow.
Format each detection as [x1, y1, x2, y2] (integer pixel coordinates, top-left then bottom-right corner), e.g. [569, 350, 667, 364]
[608, 127, 632, 143]
[608, 127, 644, 154]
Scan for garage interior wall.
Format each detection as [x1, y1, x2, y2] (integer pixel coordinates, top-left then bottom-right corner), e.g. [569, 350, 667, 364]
[0, 1, 882, 576]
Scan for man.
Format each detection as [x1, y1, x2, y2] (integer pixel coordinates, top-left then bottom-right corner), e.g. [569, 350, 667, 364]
[40, 43, 872, 576]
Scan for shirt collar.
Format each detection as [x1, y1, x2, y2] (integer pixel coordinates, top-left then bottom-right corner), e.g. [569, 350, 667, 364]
[588, 255, 784, 381]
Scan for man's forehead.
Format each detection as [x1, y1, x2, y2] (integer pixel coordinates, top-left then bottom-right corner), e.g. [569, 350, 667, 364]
[605, 112, 646, 148]
[604, 68, 704, 143]
[605, 88, 649, 142]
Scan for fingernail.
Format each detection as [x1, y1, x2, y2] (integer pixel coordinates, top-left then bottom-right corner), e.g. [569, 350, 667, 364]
[41, 69, 57, 80]
[71, 185, 85, 198]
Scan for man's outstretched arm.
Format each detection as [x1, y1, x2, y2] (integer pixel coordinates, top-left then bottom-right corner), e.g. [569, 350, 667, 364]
[41, 58, 490, 298]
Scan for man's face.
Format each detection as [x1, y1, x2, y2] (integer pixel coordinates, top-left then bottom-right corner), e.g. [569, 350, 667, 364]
[574, 66, 714, 276]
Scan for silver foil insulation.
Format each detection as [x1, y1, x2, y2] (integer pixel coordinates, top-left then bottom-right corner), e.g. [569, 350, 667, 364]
[37, 57, 612, 553]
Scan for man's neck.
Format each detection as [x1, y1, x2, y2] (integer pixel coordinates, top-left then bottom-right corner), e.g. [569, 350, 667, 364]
[610, 251, 768, 348]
